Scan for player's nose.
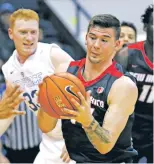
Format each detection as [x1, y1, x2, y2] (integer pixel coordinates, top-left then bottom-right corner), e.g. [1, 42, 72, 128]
[94, 39, 101, 49]
[123, 35, 129, 42]
[26, 33, 33, 41]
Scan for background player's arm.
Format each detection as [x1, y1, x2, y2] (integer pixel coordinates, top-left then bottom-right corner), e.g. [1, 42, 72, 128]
[37, 49, 71, 133]
[37, 62, 70, 133]
[50, 45, 74, 71]
[114, 47, 129, 69]
[84, 76, 138, 154]
[37, 108, 58, 133]
[0, 82, 25, 136]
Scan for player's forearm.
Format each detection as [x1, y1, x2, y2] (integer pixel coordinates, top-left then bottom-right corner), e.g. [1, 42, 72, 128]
[37, 108, 58, 133]
[84, 119, 112, 154]
[0, 116, 15, 136]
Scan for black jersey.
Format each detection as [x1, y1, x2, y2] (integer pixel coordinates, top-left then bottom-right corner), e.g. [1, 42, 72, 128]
[62, 59, 137, 163]
[127, 41, 153, 149]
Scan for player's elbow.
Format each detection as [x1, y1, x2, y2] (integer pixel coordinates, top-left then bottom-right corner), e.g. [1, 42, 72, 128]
[95, 137, 115, 154]
[97, 144, 113, 155]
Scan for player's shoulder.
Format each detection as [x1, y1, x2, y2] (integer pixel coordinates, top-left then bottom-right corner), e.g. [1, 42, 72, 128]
[38, 42, 60, 49]
[2, 50, 16, 79]
[127, 41, 144, 51]
[112, 75, 137, 99]
[118, 75, 136, 87]
[2, 51, 15, 74]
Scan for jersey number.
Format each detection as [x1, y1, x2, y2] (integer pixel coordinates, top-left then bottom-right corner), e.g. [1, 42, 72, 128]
[139, 85, 153, 103]
[23, 90, 40, 111]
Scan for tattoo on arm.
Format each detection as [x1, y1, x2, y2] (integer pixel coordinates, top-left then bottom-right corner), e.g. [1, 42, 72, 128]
[84, 119, 111, 144]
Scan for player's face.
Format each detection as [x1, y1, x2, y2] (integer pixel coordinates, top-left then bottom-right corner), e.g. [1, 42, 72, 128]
[8, 19, 39, 58]
[119, 26, 136, 46]
[86, 26, 120, 64]
[146, 12, 153, 44]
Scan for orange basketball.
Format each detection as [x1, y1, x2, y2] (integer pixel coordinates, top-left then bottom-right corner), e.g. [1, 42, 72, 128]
[38, 72, 86, 118]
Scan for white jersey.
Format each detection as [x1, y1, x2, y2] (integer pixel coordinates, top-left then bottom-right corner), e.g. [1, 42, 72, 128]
[2, 42, 75, 163]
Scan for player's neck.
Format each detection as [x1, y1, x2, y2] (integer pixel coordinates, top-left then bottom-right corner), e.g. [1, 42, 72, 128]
[83, 58, 112, 81]
[144, 40, 153, 62]
[16, 54, 28, 64]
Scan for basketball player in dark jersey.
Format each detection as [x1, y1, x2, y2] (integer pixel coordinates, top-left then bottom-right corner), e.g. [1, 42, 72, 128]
[38, 14, 138, 163]
[115, 5, 153, 163]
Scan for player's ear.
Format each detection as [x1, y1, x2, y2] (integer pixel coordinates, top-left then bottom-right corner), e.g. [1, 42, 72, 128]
[85, 34, 88, 45]
[114, 40, 121, 52]
[8, 28, 13, 40]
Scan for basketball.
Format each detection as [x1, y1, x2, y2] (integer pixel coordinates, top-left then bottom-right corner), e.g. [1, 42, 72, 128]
[38, 72, 86, 118]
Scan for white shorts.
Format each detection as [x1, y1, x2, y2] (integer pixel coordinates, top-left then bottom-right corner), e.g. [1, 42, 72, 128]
[33, 151, 76, 164]
[33, 133, 76, 164]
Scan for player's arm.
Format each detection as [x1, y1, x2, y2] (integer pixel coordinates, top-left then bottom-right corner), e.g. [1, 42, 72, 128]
[50, 45, 74, 72]
[37, 108, 58, 133]
[0, 82, 25, 136]
[37, 46, 73, 133]
[84, 76, 138, 154]
[37, 62, 70, 133]
[114, 47, 129, 69]
[61, 76, 138, 154]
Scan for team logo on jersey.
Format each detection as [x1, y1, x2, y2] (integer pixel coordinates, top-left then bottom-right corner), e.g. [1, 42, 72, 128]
[65, 85, 78, 98]
[132, 65, 138, 68]
[97, 87, 104, 94]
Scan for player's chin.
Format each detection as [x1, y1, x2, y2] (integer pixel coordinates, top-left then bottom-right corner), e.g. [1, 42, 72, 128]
[89, 57, 102, 64]
[23, 49, 36, 55]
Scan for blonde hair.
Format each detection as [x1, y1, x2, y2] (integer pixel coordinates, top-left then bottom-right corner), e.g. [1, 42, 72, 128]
[9, 9, 39, 29]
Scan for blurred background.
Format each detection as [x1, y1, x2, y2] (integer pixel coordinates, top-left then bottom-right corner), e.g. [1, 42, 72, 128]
[0, 0, 152, 65]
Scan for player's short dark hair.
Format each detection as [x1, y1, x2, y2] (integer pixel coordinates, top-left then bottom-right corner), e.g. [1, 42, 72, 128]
[121, 21, 137, 36]
[87, 14, 120, 40]
[141, 4, 153, 24]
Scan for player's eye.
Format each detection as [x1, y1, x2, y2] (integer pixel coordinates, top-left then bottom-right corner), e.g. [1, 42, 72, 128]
[31, 31, 36, 34]
[90, 36, 96, 40]
[102, 39, 108, 43]
[20, 31, 27, 35]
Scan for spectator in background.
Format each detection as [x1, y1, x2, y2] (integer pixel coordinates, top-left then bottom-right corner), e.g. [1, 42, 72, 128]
[0, 2, 15, 62]
[119, 21, 137, 49]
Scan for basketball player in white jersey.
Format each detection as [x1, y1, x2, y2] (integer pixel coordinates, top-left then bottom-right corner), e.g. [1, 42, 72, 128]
[1, 9, 76, 164]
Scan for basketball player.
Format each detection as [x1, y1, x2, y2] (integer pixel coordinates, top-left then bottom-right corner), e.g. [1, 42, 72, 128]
[115, 5, 153, 163]
[38, 14, 138, 163]
[1, 9, 75, 164]
[119, 21, 137, 48]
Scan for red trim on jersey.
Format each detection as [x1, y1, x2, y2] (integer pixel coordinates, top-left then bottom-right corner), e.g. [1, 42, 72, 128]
[69, 59, 85, 67]
[128, 41, 154, 70]
[77, 60, 123, 87]
[110, 64, 123, 78]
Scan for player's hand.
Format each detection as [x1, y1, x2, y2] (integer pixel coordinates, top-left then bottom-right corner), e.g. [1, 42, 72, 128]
[0, 82, 25, 119]
[60, 145, 71, 163]
[0, 153, 10, 163]
[60, 91, 93, 127]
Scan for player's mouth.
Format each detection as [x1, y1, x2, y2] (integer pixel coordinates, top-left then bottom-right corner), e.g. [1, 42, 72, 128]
[23, 43, 34, 47]
[91, 52, 100, 56]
